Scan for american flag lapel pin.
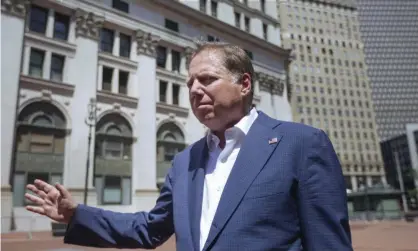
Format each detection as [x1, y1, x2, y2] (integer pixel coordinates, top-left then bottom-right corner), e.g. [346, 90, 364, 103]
[268, 137, 278, 145]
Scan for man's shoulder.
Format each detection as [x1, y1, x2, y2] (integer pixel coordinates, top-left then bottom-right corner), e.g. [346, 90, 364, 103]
[257, 111, 322, 138]
[257, 112, 320, 140]
[174, 137, 206, 161]
[277, 120, 322, 136]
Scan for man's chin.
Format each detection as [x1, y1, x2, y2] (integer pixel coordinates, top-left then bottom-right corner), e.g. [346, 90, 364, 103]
[199, 115, 214, 125]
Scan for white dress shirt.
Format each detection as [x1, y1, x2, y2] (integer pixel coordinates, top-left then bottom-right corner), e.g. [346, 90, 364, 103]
[199, 108, 258, 250]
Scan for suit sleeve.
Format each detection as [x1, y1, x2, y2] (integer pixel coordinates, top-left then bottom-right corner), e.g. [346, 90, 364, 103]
[298, 129, 353, 251]
[63, 166, 175, 249]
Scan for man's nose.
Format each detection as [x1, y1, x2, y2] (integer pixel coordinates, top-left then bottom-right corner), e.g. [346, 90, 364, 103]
[190, 80, 204, 96]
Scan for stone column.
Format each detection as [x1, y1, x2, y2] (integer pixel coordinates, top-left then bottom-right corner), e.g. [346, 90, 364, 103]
[42, 51, 52, 79]
[167, 82, 173, 104]
[367, 176, 373, 187]
[166, 48, 172, 71]
[65, 9, 103, 205]
[351, 175, 358, 192]
[256, 72, 274, 117]
[22, 45, 30, 75]
[255, 71, 292, 121]
[272, 77, 291, 121]
[180, 46, 193, 75]
[285, 50, 295, 121]
[132, 29, 160, 211]
[111, 68, 119, 93]
[45, 9, 55, 38]
[113, 31, 120, 57]
[97, 65, 103, 90]
[1, 0, 30, 233]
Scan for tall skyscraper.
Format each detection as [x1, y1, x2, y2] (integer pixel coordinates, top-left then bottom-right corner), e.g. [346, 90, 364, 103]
[277, 0, 386, 192]
[356, 0, 418, 142]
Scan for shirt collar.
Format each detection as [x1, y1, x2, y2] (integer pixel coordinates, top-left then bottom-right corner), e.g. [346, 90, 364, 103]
[206, 108, 259, 150]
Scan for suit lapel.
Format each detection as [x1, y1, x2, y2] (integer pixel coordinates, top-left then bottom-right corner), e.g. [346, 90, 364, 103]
[202, 113, 282, 251]
[188, 138, 208, 251]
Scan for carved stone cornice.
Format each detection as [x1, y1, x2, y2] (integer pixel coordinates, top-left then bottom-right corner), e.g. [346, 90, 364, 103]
[1, 0, 30, 18]
[255, 72, 284, 96]
[183, 46, 194, 69]
[256, 72, 270, 92]
[272, 79, 285, 96]
[135, 29, 160, 57]
[74, 8, 104, 41]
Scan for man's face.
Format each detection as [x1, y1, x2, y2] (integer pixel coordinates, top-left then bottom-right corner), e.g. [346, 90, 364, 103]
[187, 50, 249, 132]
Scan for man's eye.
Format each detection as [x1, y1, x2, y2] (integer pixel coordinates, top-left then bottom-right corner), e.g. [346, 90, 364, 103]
[201, 76, 216, 85]
[186, 80, 193, 88]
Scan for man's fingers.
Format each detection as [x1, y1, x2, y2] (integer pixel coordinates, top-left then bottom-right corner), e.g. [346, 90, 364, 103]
[55, 183, 70, 198]
[27, 184, 48, 200]
[25, 193, 45, 206]
[34, 179, 55, 193]
[26, 206, 46, 215]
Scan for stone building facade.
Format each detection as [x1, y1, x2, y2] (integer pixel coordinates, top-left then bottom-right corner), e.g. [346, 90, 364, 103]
[1, 0, 291, 232]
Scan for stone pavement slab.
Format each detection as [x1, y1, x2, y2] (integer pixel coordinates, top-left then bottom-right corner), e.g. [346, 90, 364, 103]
[2, 221, 418, 251]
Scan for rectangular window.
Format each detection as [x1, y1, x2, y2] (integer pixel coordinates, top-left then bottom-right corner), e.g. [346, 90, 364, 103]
[121, 177, 131, 205]
[12, 173, 25, 207]
[25, 172, 50, 205]
[260, 0, 265, 13]
[171, 50, 181, 72]
[104, 141, 123, 158]
[156, 46, 167, 68]
[112, 0, 129, 13]
[165, 19, 179, 32]
[244, 16, 250, 32]
[118, 70, 129, 95]
[29, 48, 45, 78]
[119, 33, 131, 58]
[211, 0, 217, 17]
[263, 24, 268, 40]
[164, 146, 176, 161]
[103, 176, 122, 204]
[159, 80, 168, 102]
[102, 66, 113, 91]
[100, 28, 114, 53]
[207, 35, 220, 42]
[234, 12, 240, 28]
[29, 5, 48, 34]
[200, 0, 207, 12]
[244, 49, 253, 60]
[172, 84, 180, 105]
[50, 54, 65, 82]
[53, 12, 69, 40]
[29, 133, 53, 153]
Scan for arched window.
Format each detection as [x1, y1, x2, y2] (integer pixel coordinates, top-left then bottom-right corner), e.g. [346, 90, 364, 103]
[96, 114, 132, 160]
[157, 122, 185, 162]
[13, 102, 67, 207]
[94, 113, 133, 205]
[156, 122, 186, 186]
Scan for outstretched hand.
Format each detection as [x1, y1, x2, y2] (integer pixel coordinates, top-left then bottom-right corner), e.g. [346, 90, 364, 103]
[25, 179, 78, 224]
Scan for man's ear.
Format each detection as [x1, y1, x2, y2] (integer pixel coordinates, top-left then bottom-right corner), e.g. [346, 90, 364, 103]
[240, 73, 252, 96]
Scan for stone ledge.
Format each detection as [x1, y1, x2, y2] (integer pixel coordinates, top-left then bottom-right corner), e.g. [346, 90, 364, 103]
[1, 186, 12, 192]
[134, 189, 159, 195]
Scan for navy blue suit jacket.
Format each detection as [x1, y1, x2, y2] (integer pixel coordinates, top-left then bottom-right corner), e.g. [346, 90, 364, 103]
[64, 111, 352, 250]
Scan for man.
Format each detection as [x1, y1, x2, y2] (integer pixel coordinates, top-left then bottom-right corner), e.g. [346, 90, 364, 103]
[25, 43, 353, 250]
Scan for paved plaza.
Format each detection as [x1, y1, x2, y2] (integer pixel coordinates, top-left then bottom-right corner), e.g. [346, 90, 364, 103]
[2, 221, 418, 251]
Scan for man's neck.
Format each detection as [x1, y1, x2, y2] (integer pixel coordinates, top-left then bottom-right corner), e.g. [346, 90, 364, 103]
[212, 108, 251, 149]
